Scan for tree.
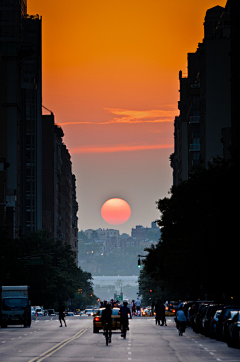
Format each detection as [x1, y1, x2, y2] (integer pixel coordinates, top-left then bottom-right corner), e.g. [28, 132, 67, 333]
[0, 230, 97, 308]
[139, 158, 239, 303]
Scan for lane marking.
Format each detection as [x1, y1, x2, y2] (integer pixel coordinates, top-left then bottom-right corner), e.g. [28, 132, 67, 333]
[28, 326, 90, 362]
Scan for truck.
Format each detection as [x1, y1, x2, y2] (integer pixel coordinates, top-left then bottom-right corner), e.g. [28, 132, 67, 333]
[0, 286, 31, 328]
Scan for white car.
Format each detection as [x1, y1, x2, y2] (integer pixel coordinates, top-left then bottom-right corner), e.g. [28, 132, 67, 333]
[31, 307, 36, 316]
[35, 308, 44, 316]
[84, 309, 94, 316]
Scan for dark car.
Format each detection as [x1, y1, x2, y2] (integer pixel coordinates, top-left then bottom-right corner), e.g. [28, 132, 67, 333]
[209, 310, 223, 339]
[203, 304, 224, 337]
[216, 306, 240, 341]
[192, 301, 214, 333]
[222, 310, 240, 342]
[227, 312, 240, 348]
[93, 307, 121, 333]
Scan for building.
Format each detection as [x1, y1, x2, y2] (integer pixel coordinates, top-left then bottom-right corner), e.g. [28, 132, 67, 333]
[172, 3, 232, 186]
[42, 113, 78, 264]
[0, 1, 42, 237]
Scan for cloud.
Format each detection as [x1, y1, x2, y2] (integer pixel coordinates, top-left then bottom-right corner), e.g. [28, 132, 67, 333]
[104, 108, 176, 124]
[57, 107, 176, 126]
[70, 143, 173, 154]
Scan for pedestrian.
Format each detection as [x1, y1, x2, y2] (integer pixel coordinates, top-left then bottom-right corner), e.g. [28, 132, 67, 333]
[23, 306, 30, 328]
[155, 300, 161, 325]
[159, 300, 167, 326]
[131, 300, 136, 315]
[134, 297, 141, 316]
[58, 302, 67, 327]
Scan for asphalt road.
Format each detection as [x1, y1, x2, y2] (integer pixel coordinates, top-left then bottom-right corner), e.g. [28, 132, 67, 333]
[1, 316, 240, 362]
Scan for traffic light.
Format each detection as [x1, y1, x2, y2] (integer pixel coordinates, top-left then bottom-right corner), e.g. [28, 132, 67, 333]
[138, 258, 141, 268]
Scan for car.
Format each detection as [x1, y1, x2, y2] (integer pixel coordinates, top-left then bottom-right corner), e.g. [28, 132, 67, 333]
[222, 310, 240, 342]
[93, 307, 121, 333]
[47, 309, 56, 316]
[66, 312, 74, 316]
[192, 301, 214, 333]
[36, 310, 44, 316]
[203, 304, 224, 337]
[165, 303, 176, 316]
[227, 312, 240, 348]
[85, 309, 94, 316]
[209, 310, 222, 339]
[143, 306, 152, 316]
[31, 307, 36, 316]
[216, 305, 240, 341]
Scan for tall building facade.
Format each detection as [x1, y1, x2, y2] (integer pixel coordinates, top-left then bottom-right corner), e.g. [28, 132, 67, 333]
[171, 3, 232, 186]
[0, 0, 42, 237]
[0, 1, 78, 263]
[42, 114, 78, 263]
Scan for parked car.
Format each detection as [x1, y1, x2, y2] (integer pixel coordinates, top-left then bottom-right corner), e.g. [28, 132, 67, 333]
[222, 310, 240, 342]
[204, 304, 224, 336]
[209, 310, 222, 339]
[47, 309, 56, 316]
[93, 307, 121, 333]
[195, 304, 208, 333]
[192, 301, 214, 333]
[227, 312, 240, 348]
[66, 312, 74, 316]
[202, 304, 224, 336]
[216, 305, 240, 341]
[31, 307, 36, 316]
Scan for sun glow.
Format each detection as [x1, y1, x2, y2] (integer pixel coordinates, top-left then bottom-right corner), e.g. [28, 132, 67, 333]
[101, 198, 131, 225]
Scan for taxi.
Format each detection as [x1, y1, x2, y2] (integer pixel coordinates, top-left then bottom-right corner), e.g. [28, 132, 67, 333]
[93, 307, 121, 333]
[165, 303, 176, 316]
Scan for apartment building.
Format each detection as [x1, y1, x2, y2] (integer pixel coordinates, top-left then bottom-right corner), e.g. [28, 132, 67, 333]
[172, 3, 232, 185]
[0, 0, 42, 237]
[42, 114, 78, 264]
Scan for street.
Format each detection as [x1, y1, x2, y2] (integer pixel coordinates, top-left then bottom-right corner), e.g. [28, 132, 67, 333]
[1, 316, 240, 362]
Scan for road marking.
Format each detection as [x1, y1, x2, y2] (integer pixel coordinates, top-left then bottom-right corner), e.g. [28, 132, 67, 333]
[28, 326, 90, 362]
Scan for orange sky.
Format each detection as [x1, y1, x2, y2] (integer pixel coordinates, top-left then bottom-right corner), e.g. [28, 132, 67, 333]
[29, 0, 227, 234]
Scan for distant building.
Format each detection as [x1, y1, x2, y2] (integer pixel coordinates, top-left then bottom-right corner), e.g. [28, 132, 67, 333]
[131, 223, 160, 242]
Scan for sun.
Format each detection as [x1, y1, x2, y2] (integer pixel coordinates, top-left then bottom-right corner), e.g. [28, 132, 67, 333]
[101, 198, 131, 225]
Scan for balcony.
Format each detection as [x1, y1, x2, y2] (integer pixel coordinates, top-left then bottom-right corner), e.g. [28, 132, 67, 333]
[189, 116, 200, 124]
[189, 144, 200, 151]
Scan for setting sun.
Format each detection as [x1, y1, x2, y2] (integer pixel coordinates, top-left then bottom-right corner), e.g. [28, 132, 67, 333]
[101, 198, 131, 225]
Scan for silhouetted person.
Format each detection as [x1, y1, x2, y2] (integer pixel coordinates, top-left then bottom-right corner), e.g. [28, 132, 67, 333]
[24, 306, 30, 327]
[159, 301, 166, 326]
[58, 302, 67, 327]
[120, 301, 131, 338]
[155, 300, 161, 325]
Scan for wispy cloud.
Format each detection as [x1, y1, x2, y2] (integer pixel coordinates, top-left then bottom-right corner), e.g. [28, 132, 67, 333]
[104, 108, 176, 124]
[57, 108, 176, 126]
[70, 144, 173, 154]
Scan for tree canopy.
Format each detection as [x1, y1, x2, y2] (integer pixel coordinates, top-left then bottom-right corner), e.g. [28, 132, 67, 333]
[0, 230, 97, 309]
[139, 158, 238, 304]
